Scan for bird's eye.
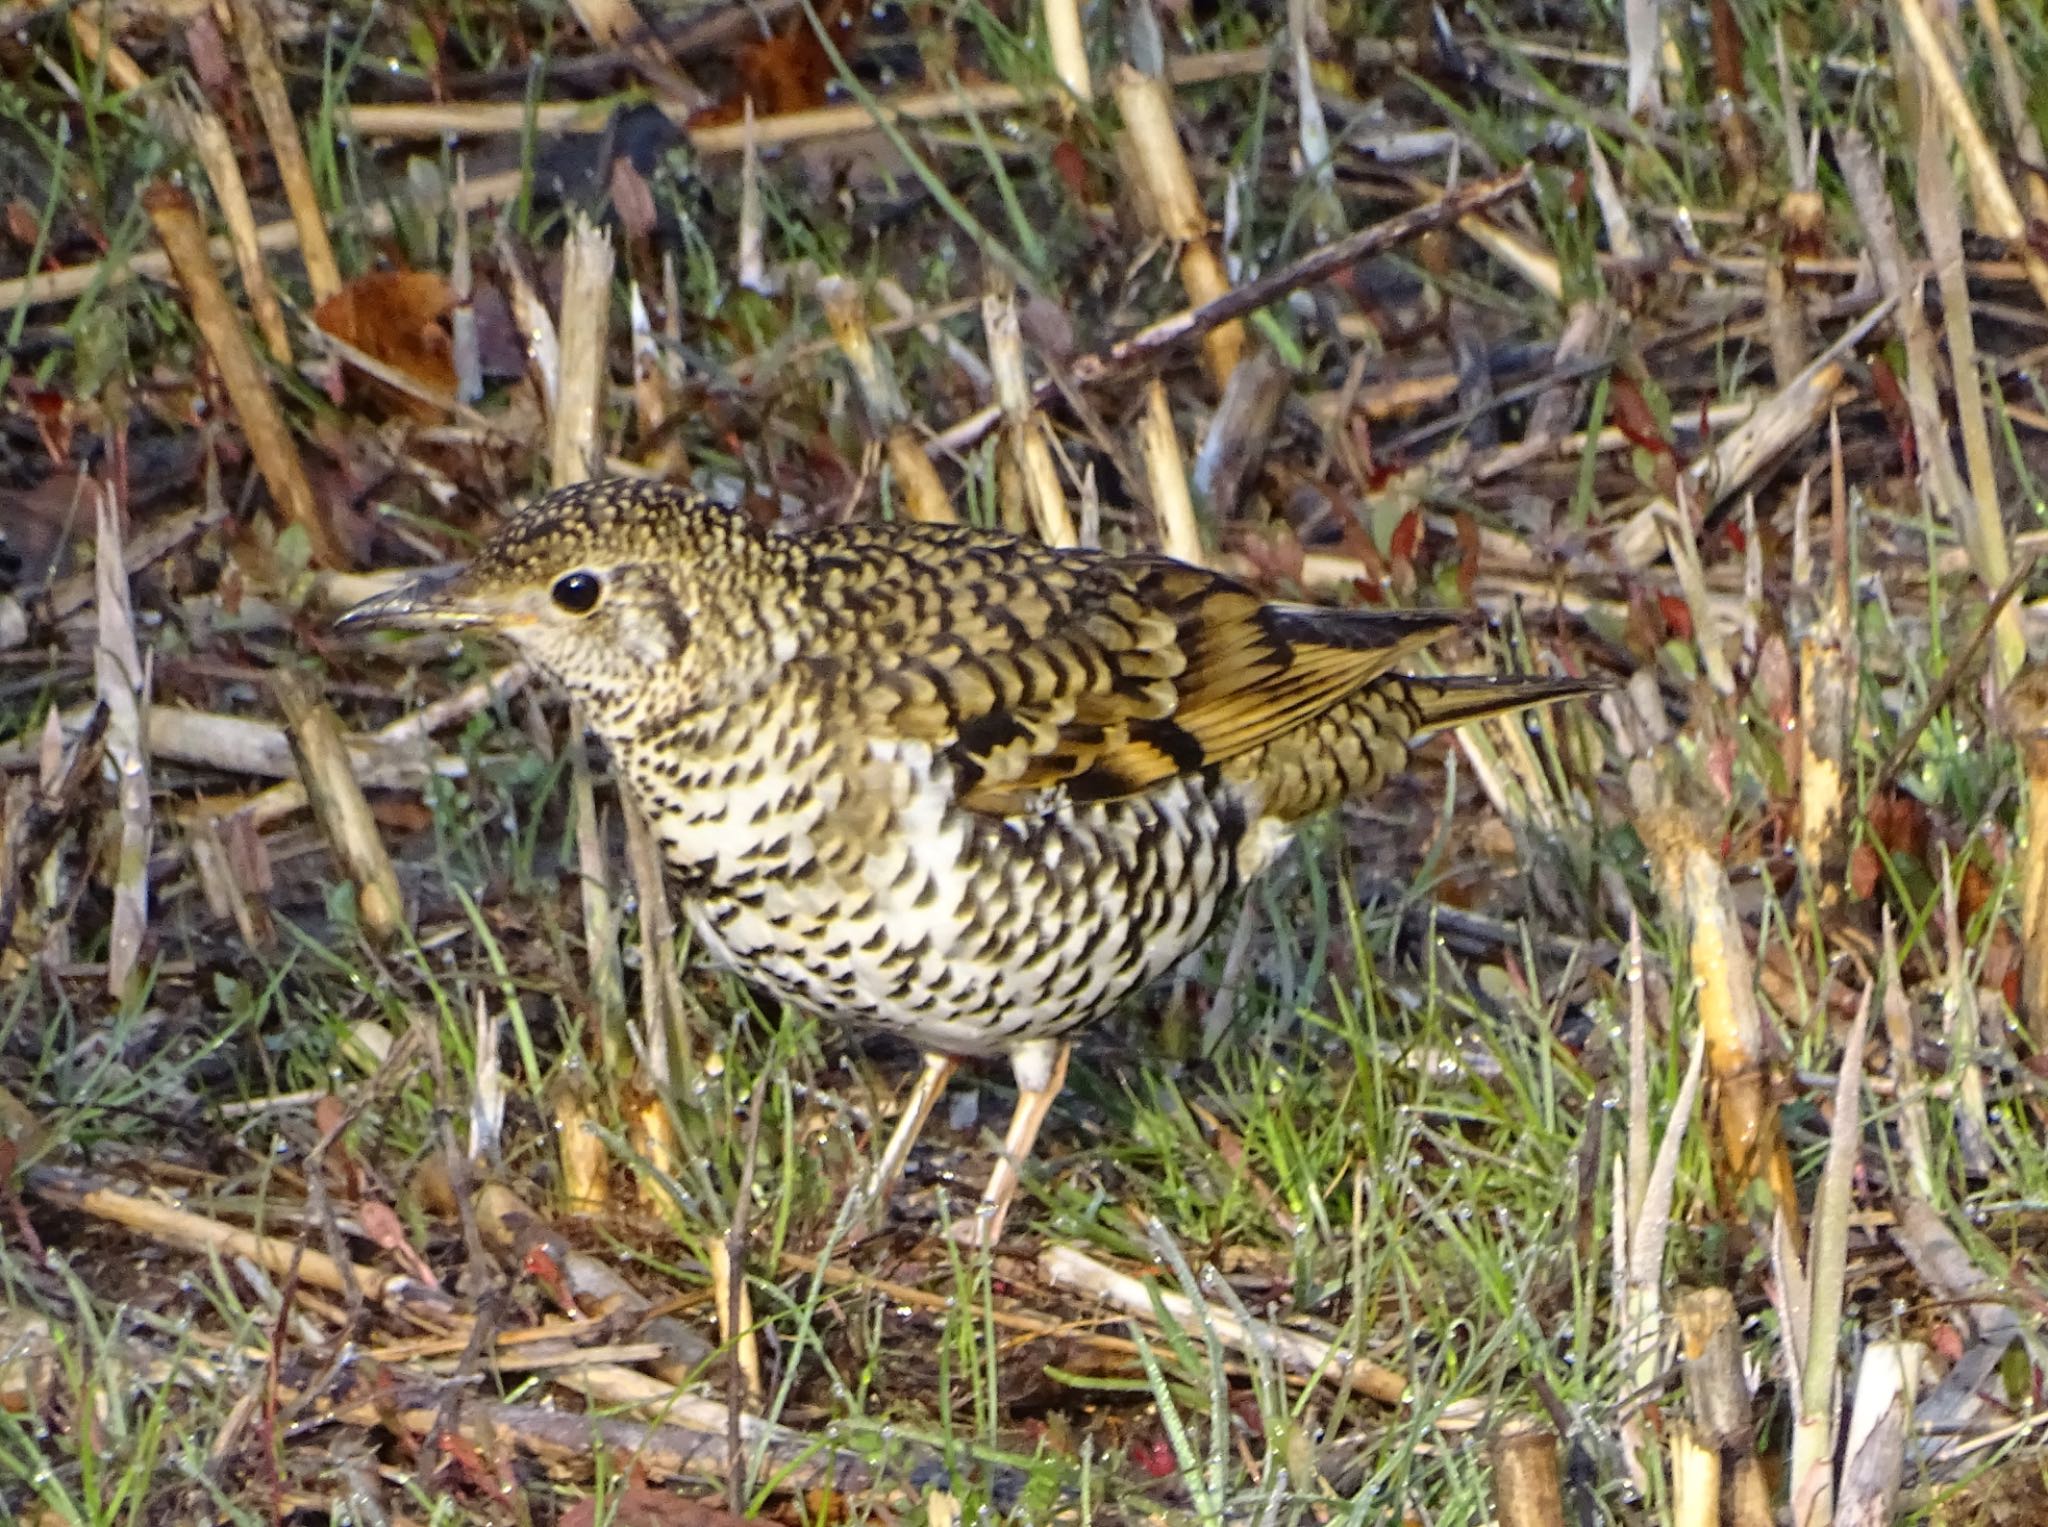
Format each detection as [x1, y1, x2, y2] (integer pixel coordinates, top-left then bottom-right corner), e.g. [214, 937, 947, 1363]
[551, 572, 602, 614]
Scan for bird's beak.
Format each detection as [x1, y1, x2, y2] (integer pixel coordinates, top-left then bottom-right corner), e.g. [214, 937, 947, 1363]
[336, 569, 502, 633]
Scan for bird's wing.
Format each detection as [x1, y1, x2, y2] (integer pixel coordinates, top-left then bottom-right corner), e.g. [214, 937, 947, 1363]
[817, 529, 1459, 814]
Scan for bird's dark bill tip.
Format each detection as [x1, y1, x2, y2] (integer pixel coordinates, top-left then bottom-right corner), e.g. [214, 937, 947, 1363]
[335, 569, 477, 633]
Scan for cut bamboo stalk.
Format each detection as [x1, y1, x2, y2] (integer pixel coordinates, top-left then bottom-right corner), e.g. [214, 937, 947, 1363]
[1139, 380, 1204, 565]
[141, 183, 342, 567]
[552, 1071, 612, 1215]
[1043, 0, 1091, 104]
[227, 0, 341, 302]
[1676, 1287, 1773, 1527]
[818, 276, 953, 522]
[983, 274, 1076, 546]
[1839, 128, 2023, 680]
[1641, 808, 1800, 1235]
[551, 214, 616, 490]
[1796, 424, 1855, 893]
[1491, 1417, 1566, 1527]
[706, 1238, 763, 1407]
[1668, 1420, 1720, 1527]
[270, 669, 403, 942]
[1113, 64, 1244, 387]
[1834, 1340, 1923, 1525]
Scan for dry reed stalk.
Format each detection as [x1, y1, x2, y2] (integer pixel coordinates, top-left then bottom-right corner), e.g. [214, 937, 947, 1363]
[1788, 985, 1872, 1527]
[551, 215, 616, 489]
[93, 489, 151, 999]
[31, 1168, 451, 1316]
[186, 813, 271, 949]
[1641, 809, 1800, 1233]
[1937, 853, 1994, 1174]
[1192, 348, 1290, 527]
[705, 1239, 763, 1407]
[568, 726, 627, 1060]
[226, 0, 341, 302]
[1113, 64, 1243, 387]
[1285, 0, 1339, 239]
[629, 283, 681, 474]
[1796, 431, 1854, 893]
[1491, 1419, 1566, 1527]
[817, 276, 953, 522]
[623, 799, 691, 1212]
[334, 48, 1272, 148]
[1877, 915, 1936, 1199]
[1676, 1287, 1773, 1527]
[1139, 381, 1205, 565]
[1043, 0, 1092, 104]
[1838, 131, 2023, 680]
[1623, 0, 1662, 118]
[1970, 0, 2048, 222]
[737, 101, 772, 295]
[1890, 0, 2048, 313]
[1915, 82, 2024, 685]
[1667, 1421, 1720, 1527]
[1658, 484, 1737, 696]
[1040, 1241, 1408, 1402]
[270, 669, 403, 940]
[2004, 670, 2048, 1050]
[141, 184, 342, 567]
[179, 99, 293, 363]
[451, 161, 481, 403]
[69, 12, 300, 364]
[178, 664, 530, 828]
[1765, 30, 1818, 384]
[982, 275, 1077, 546]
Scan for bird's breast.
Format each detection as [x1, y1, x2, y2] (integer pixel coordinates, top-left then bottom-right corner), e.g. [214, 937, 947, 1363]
[611, 712, 1260, 1054]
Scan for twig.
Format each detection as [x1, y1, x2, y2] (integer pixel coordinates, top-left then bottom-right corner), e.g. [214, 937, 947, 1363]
[928, 168, 1534, 456]
[1040, 1242, 1408, 1402]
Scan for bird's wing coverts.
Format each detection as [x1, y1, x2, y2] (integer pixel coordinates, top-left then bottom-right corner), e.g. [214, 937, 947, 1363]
[807, 524, 1463, 813]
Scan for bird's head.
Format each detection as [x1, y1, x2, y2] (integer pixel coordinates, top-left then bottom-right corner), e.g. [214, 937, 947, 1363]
[338, 480, 782, 721]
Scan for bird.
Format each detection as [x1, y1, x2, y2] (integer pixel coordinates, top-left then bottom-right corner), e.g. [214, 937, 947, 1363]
[340, 478, 1601, 1245]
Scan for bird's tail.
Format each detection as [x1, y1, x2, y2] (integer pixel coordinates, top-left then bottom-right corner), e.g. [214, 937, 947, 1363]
[1240, 668, 1606, 826]
[1396, 672, 1610, 735]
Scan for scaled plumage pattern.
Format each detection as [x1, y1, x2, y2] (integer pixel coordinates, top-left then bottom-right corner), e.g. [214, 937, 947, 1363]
[342, 479, 1600, 1243]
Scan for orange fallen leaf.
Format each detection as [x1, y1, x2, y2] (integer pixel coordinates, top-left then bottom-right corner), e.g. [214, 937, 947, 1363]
[689, 0, 861, 128]
[313, 269, 458, 418]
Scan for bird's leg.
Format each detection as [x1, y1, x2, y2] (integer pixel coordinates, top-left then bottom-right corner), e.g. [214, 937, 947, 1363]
[950, 1038, 1072, 1249]
[860, 1051, 958, 1223]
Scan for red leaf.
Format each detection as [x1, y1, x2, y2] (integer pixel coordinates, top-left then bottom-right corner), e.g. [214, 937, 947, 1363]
[1869, 356, 1916, 477]
[1388, 508, 1422, 565]
[1848, 842, 1880, 900]
[1657, 594, 1693, 640]
[1051, 140, 1092, 203]
[1609, 375, 1672, 458]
